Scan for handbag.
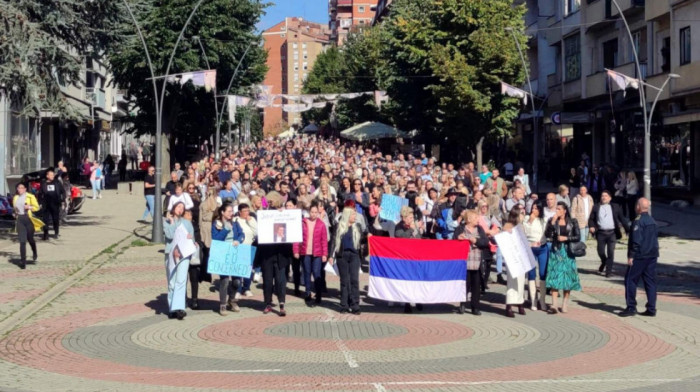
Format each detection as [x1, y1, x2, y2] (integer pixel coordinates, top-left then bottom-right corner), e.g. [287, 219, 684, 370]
[568, 241, 587, 258]
[190, 247, 201, 266]
[558, 223, 586, 257]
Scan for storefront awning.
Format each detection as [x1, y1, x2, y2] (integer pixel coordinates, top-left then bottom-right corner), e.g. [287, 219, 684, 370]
[663, 111, 700, 126]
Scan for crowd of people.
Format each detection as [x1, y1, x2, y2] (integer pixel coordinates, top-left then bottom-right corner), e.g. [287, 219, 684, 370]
[154, 135, 660, 321]
[9, 134, 658, 320]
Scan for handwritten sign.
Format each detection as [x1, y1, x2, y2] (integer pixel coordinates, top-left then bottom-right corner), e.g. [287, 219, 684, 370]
[207, 240, 257, 278]
[257, 209, 303, 244]
[379, 194, 408, 223]
[494, 225, 538, 278]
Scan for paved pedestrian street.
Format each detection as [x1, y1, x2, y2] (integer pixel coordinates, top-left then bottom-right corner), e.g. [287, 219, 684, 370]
[0, 190, 699, 391]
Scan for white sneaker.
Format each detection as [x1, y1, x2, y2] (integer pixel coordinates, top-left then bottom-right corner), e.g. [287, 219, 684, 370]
[234, 292, 242, 300]
[253, 272, 262, 283]
[244, 290, 254, 297]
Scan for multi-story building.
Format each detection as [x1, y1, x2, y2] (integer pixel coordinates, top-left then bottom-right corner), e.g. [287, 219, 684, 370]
[329, 0, 379, 45]
[521, 0, 700, 202]
[262, 18, 331, 136]
[1, 55, 127, 194]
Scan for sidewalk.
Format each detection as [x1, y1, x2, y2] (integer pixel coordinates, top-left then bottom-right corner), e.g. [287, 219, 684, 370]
[0, 189, 148, 323]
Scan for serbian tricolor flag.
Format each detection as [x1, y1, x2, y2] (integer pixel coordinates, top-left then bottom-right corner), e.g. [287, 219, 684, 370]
[368, 236, 470, 304]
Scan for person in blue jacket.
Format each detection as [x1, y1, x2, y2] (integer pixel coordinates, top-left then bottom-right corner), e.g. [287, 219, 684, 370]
[212, 202, 245, 315]
[620, 198, 660, 317]
[433, 189, 460, 240]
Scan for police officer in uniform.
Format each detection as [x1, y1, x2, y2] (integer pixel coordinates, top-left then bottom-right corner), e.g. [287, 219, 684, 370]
[619, 198, 659, 317]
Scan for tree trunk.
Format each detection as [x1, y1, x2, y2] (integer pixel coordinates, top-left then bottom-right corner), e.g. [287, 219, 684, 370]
[476, 136, 485, 169]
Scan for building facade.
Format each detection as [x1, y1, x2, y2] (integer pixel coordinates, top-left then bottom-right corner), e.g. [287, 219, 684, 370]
[1, 55, 127, 195]
[262, 18, 331, 136]
[329, 0, 379, 45]
[522, 0, 700, 202]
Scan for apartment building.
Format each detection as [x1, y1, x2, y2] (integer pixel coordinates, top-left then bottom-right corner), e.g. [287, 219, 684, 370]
[329, 0, 379, 45]
[522, 0, 700, 201]
[262, 18, 331, 135]
[1, 56, 127, 195]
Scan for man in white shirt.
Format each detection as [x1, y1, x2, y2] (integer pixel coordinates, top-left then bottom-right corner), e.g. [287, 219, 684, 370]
[543, 193, 557, 221]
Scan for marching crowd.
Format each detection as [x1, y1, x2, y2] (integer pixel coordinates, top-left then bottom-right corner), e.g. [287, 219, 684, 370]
[154, 136, 660, 321]
[11, 135, 659, 322]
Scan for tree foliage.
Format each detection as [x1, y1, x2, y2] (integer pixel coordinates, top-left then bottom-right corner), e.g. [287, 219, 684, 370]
[303, 0, 527, 158]
[302, 29, 388, 131]
[108, 0, 268, 165]
[0, 0, 126, 117]
[381, 0, 527, 158]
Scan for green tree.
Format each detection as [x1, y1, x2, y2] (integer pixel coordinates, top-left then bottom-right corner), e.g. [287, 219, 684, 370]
[0, 0, 126, 117]
[380, 0, 527, 162]
[108, 0, 268, 174]
[302, 30, 389, 132]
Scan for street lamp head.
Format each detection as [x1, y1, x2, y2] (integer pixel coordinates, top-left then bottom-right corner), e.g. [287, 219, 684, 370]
[669, 73, 681, 79]
[192, 35, 200, 42]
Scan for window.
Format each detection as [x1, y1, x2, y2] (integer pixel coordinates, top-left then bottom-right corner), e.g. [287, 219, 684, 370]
[303, 62, 308, 70]
[293, 52, 299, 60]
[632, 29, 647, 62]
[294, 74, 299, 81]
[281, 34, 285, 38]
[661, 37, 671, 72]
[602, 38, 618, 69]
[6, 113, 38, 176]
[564, 34, 581, 81]
[359, 20, 366, 25]
[680, 26, 691, 65]
[565, 0, 580, 16]
[293, 43, 298, 49]
[294, 65, 299, 71]
[359, 6, 365, 12]
[302, 43, 307, 49]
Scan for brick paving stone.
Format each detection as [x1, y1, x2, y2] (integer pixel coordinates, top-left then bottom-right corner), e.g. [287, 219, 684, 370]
[0, 192, 699, 391]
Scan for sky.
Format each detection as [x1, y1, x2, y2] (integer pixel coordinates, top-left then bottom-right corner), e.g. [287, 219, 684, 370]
[257, 0, 329, 32]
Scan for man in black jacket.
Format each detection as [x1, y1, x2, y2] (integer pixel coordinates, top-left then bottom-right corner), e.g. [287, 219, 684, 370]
[620, 198, 659, 317]
[41, 168, 65, 240]
[588, 190, 630, 277]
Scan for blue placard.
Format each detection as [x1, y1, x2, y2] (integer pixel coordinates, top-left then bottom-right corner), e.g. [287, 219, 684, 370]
[207, 240, 257, 278]
[379, 194, 409, 222]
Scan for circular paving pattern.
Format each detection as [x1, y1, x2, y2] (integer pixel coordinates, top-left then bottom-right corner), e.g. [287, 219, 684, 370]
[265, 320, 407, 340]
[0, 300, 681, 390]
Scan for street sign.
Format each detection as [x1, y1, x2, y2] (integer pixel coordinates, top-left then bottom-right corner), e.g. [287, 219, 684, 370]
[551, 112, 561, 125]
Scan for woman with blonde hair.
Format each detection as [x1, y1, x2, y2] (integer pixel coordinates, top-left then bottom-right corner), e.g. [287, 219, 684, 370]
[329, 207, 362, 314]
[453, 209, 490, 315]
[198, 186, 218, 283]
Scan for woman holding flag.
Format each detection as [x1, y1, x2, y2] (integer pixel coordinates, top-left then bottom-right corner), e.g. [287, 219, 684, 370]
[454, 210, 490, 315]
[329, 207, 362, 315]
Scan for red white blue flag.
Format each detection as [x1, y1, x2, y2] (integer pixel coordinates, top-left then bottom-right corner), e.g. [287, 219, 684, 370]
[368, 237, 469, 304]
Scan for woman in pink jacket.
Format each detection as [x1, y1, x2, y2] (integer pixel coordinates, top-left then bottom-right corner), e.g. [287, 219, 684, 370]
[293, 200, 328, 306]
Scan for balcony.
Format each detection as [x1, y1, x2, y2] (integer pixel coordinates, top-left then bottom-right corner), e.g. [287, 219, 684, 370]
[646, 0, 669, 21]
[337, 0, 352, 7]
[584, 0, 608, 31]
[672, 61, 700, 94]
[645, 73, 671, 102]
[86, 87, 106, 110]
[562, 79, 582, 101]
[608, 0, 645, 18]
[586, 71, 608, 98]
